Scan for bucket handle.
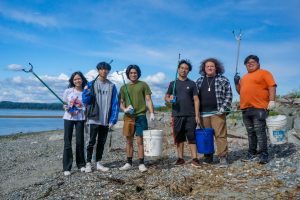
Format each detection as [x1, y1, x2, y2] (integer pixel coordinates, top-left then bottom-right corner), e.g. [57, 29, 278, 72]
[196, 124, 209, 136]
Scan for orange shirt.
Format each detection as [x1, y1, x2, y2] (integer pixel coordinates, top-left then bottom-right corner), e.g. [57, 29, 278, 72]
[240, 69, 276, 109]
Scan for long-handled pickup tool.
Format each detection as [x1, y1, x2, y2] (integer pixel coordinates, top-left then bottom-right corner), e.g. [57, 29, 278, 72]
[117, 70, 134, 114]
[170, 53, 181, 104]
[22, 63, 65, 104]
[233, 30, 242, 75]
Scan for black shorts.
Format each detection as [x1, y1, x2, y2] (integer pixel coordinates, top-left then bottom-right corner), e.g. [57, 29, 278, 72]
[172, 116, 196, 144]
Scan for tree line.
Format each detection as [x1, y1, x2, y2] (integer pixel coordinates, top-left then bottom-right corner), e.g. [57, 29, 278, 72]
[0, 101, 63, 110]
[0, 100, 173, 112]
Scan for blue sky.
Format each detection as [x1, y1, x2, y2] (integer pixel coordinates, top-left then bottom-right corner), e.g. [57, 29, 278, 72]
[0, 0, 299, 106]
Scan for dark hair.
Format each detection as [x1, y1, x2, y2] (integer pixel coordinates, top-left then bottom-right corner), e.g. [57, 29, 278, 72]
[96, 62, 111, 71]
[178, 59, 192, 71]
[126, 64, 141, 80]
[244, 55, 259, 65]
[68, 71, 88, 89]
[199, 58, 224, 75]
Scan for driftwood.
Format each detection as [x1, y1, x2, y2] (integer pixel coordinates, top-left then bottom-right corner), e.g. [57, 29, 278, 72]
[277, 98, 300, 106]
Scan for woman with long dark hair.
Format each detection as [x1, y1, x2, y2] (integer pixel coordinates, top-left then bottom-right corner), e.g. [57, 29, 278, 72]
[62, 71, 88, 176]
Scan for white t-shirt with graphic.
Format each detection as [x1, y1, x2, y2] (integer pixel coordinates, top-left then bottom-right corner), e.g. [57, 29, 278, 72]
[63, 88, 85, 121]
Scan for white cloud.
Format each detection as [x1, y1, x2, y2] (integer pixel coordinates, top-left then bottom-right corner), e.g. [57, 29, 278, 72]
[0, 26, 41, 43]
[11, 76, 23, 83]
[145, 50, 164, 58]
[144, 72, 167, 85]
[0, 74, 68, 103]
[6, 64, 23, 71]
[85, 70, 98, 81]
[0, 4, 58, 27]
[58, 73, 68, 81]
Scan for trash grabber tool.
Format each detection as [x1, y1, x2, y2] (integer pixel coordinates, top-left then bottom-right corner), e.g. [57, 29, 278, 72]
[117, 71, 133, 112]
[170, 53, 181, 104]
[232, 30, 242, 75]
[23, 63, 65, 104]
[108, 127, 113, 152]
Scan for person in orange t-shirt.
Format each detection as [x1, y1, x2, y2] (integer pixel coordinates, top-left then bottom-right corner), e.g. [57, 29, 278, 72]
[234, 55, 276, 164]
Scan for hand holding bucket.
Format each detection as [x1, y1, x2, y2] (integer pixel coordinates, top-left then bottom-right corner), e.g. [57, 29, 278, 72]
[195, 127, 215, 154]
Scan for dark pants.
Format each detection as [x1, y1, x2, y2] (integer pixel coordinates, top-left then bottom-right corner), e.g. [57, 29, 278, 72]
[86, 124, 109, 163]
[173, 116, 196, 144]
[63, 120, 86, 171]
[242, 108, 269, 157]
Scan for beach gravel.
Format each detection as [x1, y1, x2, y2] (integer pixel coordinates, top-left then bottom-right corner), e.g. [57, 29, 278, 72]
[0, 112, 300, 199]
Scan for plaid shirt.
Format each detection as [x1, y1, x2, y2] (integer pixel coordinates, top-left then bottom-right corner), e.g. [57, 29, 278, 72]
[196, 74, 233, 111]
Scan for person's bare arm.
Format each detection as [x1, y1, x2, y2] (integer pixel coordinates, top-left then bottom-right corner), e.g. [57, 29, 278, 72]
[145, 94, 154, 114]
[268, 86, 276, 101]
[193, 95, 200, 124]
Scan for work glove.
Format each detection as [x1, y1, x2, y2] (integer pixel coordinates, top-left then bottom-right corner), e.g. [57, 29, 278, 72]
[150, 113, 155, 121]
[124, 105, 134, 114]
[234, 73, 240, 85]
[267, 101, 276, 110]
[63, 104, 68, 111]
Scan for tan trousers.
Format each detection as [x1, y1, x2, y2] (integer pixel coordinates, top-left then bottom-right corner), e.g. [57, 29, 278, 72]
[200, 114, 228, 157]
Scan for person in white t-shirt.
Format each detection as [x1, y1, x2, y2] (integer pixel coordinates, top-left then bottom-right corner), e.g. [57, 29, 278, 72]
[62, 71, 88, 176]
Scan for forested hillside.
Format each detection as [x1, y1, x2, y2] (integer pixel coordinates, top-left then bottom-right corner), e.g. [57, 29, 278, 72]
[0, 101, 63, 110]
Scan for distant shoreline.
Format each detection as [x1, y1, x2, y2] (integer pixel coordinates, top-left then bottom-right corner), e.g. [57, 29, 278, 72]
[0, 129, 63, 139]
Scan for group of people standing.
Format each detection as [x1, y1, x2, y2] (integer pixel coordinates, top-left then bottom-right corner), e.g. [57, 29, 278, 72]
[61, 54, 277, 176]
[62, 62, 155, 176]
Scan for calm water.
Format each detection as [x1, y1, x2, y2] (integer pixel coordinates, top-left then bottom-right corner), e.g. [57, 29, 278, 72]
[0, 109, 64, 136]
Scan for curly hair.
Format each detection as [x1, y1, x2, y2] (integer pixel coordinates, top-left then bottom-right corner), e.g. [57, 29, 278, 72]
[126, 64, 141, 80]
[68, 71, 88, 89]
[199, 58, 224, 75]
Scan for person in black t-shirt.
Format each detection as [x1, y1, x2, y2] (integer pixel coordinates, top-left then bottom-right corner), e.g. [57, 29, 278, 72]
[196, 58, 232, 167]
[165, 59, 201, 168]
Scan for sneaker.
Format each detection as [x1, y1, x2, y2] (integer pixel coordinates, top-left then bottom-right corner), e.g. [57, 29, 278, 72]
[96, 162, 109, 172]
[191, 159, 201, 168]
[258, 154, 268, 164]
[138, 164, 148, 172]
[241, 153, 257, 162]
[85, 162, 92, 173]
[119, 163, 132, 171]
[203, 155, 213, 164]
[175, 158, 185, 166]
[219, 157, 229, 168]
[80, 167, 86, 172]
[64, 171, 71, 176]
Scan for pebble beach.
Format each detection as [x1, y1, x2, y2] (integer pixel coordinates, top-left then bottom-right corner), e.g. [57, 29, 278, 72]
[0, 111, 300, 199]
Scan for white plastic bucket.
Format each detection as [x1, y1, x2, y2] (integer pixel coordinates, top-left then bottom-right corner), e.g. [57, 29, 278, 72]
[266, 115, 287, 144]
[294, 117, 300, 133]
[143, 130, 163, 156]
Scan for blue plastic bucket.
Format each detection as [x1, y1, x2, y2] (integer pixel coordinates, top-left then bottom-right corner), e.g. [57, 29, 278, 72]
[195, 128, 215, 154]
